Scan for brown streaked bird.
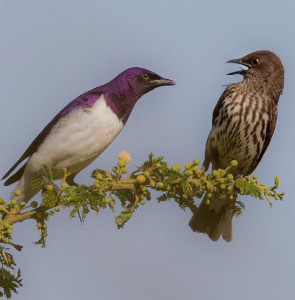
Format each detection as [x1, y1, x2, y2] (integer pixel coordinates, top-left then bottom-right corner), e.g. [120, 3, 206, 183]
[189, 50, 284, 242]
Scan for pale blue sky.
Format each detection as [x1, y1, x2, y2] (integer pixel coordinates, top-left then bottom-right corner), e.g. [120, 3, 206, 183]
[1, 0, 295, 299]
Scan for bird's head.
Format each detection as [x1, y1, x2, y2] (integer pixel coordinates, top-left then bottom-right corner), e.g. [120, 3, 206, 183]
[103, 67, 175, 124]
[226, 50, 284, 93]
[111, 67, 176, 98]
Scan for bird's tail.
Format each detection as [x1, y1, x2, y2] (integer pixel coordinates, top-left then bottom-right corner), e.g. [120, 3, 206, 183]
[189, 192, 233, 242]
[10, 174, 39, 204]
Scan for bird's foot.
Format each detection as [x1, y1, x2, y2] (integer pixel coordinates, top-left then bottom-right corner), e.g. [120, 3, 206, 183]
[38, 171, 59, 194]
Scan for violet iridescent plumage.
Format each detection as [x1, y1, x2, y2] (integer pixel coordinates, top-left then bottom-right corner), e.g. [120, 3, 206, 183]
[55, 68, 160, 123]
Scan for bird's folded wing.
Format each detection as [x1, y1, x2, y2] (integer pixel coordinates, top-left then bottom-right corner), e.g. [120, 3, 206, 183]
[1, 90, 103, 185]
[2, 114, 60, 185]
[248, 110, 277, 174]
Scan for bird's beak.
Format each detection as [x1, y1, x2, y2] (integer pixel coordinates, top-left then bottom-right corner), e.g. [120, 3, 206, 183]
[226, 59, 250, 76]
[150, 78, 176, 87]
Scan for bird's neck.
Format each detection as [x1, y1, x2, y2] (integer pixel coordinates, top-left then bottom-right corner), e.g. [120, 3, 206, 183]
[241, 76, 283, 103]
[99, 75, 147, 124]
[105, 89, 140, 125]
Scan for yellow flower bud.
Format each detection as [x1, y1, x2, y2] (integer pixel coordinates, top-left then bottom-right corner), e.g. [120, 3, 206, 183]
[231, 160, 238, 167]
[14, 189, 21, 197]
[46, 184, 53, 191]
[173, 164, 182, 171]
[136, 175, 146, 184]
[185, 162, 193, 169]
[117, 160, 125, 168]
[193, 159, 200, 165]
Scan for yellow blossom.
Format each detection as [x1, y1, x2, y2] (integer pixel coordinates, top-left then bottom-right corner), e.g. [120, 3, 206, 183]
[118, 150, 131, 164]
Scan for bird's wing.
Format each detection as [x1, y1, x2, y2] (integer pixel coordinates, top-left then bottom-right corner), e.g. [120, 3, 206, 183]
[212, 88, 231, 126]
[2, 114, 61, 185]
[247, 106, 278, 175]
[203, 88, 231, 170]
[2, 90, 103, 185]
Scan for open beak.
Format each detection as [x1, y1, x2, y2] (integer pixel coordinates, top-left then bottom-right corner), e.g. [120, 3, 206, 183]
[150, 78, 176, 86]
[226, 59, 250, 76]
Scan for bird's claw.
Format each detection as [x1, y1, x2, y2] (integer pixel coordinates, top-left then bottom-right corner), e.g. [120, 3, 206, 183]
[38, 171, 59, 193]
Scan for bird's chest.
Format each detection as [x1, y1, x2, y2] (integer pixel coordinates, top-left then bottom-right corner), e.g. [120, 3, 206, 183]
[211, 94, 269, 169]
[81, 99, 124, 151]
[37, 98, 124, 171]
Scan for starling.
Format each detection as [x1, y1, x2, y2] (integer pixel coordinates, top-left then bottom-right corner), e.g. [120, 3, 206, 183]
[189, 50, 284, 242]
[2, 68, 175, 203]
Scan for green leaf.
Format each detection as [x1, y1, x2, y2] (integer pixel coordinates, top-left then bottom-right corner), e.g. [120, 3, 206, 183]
[42, 165, 53, 181]
[274, 176, 280, 188]
[235, 179, 263, 199]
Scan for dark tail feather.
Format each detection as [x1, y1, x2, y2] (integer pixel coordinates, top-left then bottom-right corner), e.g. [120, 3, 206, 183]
[3, 164, 26, 186]
[189, 195, 233, 242]
[189, 202, 212, 233]
[221, 210, 232, 242]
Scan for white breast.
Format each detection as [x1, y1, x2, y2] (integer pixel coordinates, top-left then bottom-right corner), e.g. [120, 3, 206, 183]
[28, 95, 124, 178]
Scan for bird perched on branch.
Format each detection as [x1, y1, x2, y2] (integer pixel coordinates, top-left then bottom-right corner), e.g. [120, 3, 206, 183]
[189, 50, 284, 242]
[2, 67, 175, 203]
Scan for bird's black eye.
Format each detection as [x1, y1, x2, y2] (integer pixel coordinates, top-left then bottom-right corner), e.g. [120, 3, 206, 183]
[252, 58, 259, 65]
[142, 73, 150, 80]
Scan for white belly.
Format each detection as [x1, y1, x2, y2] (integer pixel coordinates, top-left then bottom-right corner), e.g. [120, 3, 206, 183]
[28, 95, 124, 178]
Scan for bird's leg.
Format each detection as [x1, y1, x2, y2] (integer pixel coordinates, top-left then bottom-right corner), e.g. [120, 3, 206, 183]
[65, 173, 82, 222]
[202, 156, 210, 173]
[38, 171, 59, 194]
[237, 174, 249, 180]
[66, 173, 79, 187]
[200, 165, 207, 173]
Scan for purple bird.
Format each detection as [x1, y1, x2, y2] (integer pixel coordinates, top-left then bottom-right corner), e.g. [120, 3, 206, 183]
[2, 67, 175, 203]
